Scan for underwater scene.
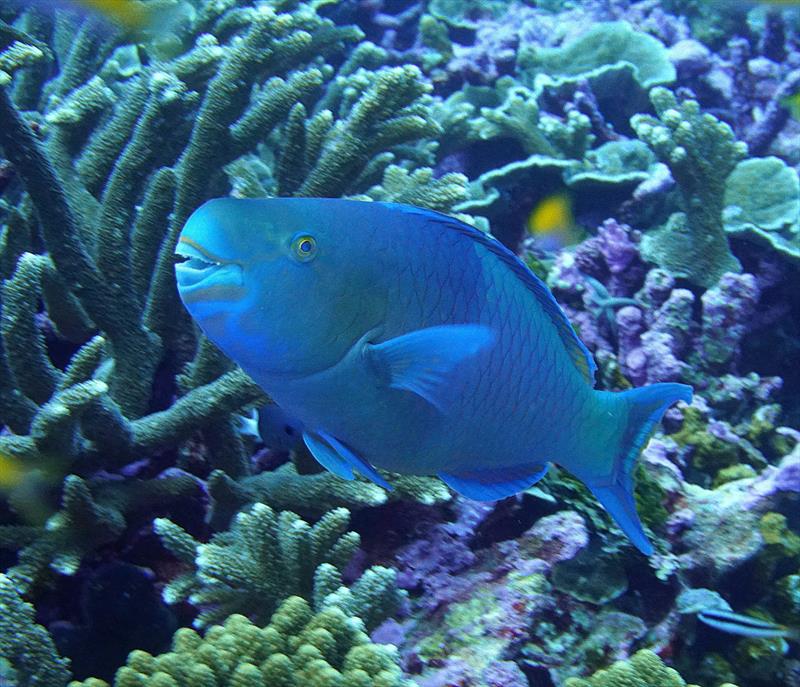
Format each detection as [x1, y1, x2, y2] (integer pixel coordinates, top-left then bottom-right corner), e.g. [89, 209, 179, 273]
[0, 0, 800, 685]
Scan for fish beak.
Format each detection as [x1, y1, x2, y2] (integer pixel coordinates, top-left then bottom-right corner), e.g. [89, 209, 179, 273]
[174, 237, 243, 293]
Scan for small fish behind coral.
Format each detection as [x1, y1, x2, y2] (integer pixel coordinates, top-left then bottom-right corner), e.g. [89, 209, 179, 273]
[14, 0, 190, 36]
[698, 608, 799, 641]
[526, 192, 583, 251]
[782, 92, 800, 120]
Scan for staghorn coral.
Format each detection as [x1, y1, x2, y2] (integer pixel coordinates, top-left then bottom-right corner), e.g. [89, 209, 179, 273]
[632, 87, 747, 288]
[69, 596, 414, 687]
[0, 572, 71, 687]
[0, 472, 200, 592]
[155, 502, 405, 630]
[0, 0, 450, 591]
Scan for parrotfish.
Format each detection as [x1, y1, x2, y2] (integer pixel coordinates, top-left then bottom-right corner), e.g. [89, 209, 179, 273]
[175, 198, 692, 554]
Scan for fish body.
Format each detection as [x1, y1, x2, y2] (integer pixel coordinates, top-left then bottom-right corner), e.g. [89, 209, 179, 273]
[175, 198, 692, 554]
[72, 0, 151, 29]
[782, 92, 800, 120]
[16, 0, 168, 32]
[0, 451, 26, 491]
[698, 608, 799, 641]
[526, 192, 581, 250]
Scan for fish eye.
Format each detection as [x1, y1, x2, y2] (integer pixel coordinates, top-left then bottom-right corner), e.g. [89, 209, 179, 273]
[291, 234, 317, 262]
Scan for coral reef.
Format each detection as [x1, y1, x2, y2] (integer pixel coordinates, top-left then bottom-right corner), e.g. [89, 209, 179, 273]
[1, 1, 799, 686]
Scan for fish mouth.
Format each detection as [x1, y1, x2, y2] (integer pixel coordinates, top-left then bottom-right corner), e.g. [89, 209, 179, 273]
[175, 238, 243, 292]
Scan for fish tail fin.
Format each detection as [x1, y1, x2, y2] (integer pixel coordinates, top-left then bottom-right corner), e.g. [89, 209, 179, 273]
[584, 383, 692, 555]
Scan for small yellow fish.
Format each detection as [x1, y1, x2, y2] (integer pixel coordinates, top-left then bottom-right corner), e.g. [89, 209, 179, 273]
[526, 192, 582, 249]
[20, 0, 155, 32]
[0, 451, 27, 492]
[76, 0, 151, 29]
[0, 450, 62, 525]
[782, 92, 800, 120]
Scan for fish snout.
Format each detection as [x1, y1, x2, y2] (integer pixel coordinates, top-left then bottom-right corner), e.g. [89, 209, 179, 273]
[174, 237, 244, 297]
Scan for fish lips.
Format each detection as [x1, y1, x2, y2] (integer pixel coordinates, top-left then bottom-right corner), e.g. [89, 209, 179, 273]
[174, 241, 244, 300]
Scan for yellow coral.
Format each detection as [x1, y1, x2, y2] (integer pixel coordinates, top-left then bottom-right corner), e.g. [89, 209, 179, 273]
[563, 649, 738, 687]
[69, 597, 412, 687]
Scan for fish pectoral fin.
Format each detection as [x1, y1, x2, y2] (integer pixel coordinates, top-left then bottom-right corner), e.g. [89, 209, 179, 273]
[438, 463, 548, 501]
[366, 324, 495, 413]
[303, 430, 392, 490]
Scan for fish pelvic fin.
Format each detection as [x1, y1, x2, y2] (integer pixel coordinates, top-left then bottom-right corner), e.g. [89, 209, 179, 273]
[583, 382, 692, 556]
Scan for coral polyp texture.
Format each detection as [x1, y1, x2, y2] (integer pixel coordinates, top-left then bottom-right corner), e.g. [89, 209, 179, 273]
[0, 1, 799, 686]
[70, 597, 414, 687]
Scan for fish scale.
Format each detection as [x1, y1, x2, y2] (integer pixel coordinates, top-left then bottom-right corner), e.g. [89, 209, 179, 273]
[175, 197, 692, 554]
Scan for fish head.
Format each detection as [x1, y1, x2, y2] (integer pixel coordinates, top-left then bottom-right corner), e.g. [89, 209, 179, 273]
[175, 197, 387, 379]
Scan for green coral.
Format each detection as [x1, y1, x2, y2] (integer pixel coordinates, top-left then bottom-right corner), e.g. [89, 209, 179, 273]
[517, 21, 675, 116]
[155, 503, 405, 630]
[205, 461, 451, 529]
[632, 87, 747, 287]
[0, 473, 199, 592]
[428, 0, 509, 29]
[564, 140, 659, 190]
[0, 39, 45, 87]
[0, 572, 71, 687]
[69, 597, 414, 687]
[0, 0, 451, 589]
[563, 649, 707, 687]
[723, 156, 800, 263]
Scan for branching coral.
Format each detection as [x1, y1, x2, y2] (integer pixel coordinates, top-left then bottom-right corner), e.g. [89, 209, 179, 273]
[632, 87, 747, 288]
[0, 0, 450, 589]
[70, 596, 414, 687]
[155, 502, 405, 630]
[0, 472, 200, 592]
[0, 572, 71, 687]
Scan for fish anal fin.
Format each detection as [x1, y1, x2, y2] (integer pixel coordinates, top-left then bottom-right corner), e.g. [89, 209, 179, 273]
[439, 463, 548, 501]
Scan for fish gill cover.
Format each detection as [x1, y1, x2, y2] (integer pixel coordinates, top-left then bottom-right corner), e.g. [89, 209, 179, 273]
[0, 1, 798, 686]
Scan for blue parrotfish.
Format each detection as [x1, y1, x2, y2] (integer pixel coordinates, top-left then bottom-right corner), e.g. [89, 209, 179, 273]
[175, 198, 692, 554]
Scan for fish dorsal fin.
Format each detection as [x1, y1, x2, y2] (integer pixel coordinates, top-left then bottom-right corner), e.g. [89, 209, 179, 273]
[389, 204, 597, 384]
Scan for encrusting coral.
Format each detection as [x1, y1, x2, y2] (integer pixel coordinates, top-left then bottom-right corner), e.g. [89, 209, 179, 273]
[69, 596, 414, 687]
[563, 649, 737, 687]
